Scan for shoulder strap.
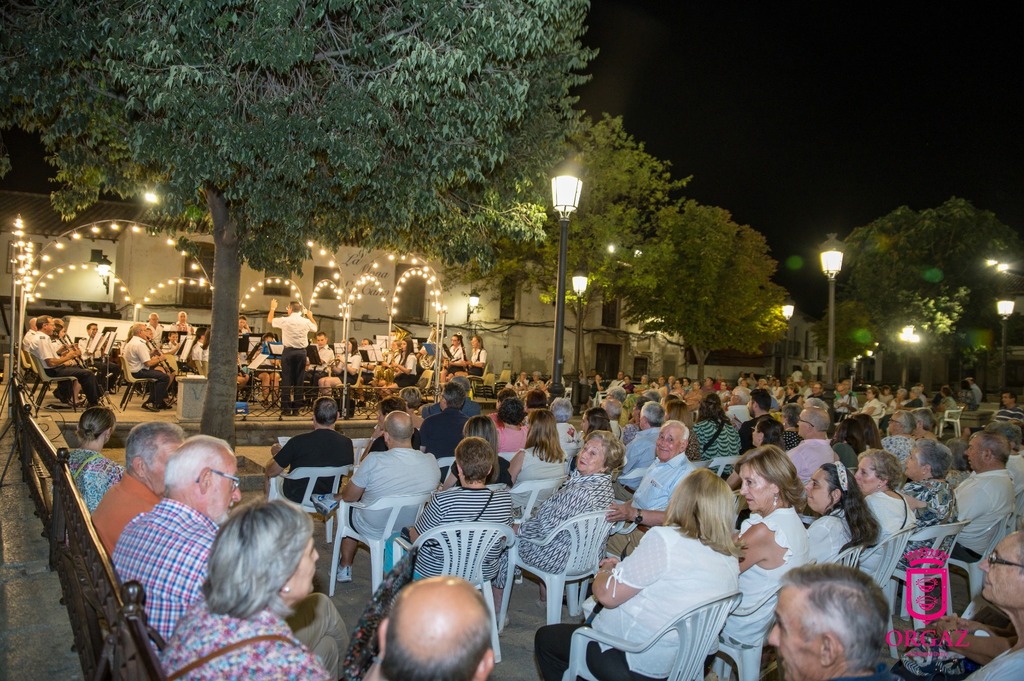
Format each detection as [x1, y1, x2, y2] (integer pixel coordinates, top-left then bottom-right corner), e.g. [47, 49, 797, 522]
[471, 490, 495, 522]
[701, 421, 726, 454]
[167, 634, 294, 680]
[72, 452, 104, 481]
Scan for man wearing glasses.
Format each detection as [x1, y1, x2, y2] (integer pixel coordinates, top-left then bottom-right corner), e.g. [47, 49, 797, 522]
[113, 435, 242, 641]
[787, 406, 840, 482]
[932, 533, 1024, 679]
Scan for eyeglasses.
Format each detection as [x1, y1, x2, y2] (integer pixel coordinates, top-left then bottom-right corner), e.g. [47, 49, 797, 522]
[987, 552, 1024, 570]
[197, 468, 240, 489]
[799, 418, 815, 426]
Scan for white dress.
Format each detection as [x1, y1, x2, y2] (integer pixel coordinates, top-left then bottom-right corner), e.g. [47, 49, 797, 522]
[806, 513, 851, 564]
[722, 507, 810, 643]
[594, 528, 739, 678]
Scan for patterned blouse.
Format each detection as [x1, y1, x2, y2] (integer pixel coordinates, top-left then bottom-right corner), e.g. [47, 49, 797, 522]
[67, 448, 124, 513]
[161, 602, 329, 681]
[900, 477, 958, 564]
[496, 472, 613, 588]
[693, 419, 741, 461]
[783, 430, 803, 451]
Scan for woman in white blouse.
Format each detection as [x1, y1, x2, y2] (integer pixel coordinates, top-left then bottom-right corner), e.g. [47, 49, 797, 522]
[855, 448, 915, 573]
[534, 468, 741, 681]
[804, 462, 880, 564]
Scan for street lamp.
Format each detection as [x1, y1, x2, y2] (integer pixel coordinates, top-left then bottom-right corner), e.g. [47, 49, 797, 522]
[998, 298, 1015, 388]
[819, 234, 844, 387]
[571, 271, 589, 413]
[898, 324, 921, 388]
[549, 173, 582, 398]
[779, 300, 795, 378]
[467, 290, 480, 324]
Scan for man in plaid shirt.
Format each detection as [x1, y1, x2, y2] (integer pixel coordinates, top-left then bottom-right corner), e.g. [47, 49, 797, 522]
[113, 435, 241, 641]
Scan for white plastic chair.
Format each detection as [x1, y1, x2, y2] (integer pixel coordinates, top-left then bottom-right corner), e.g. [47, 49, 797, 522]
[392, 522, 516, 663]
[509, 476, 565, 521]
[498, 451, 518, 462]
[351, 437, 371, 465]
[858, 526, 914, 658]
[564, 591, 741, 681]
[267, 464, 351, 543]
[707, 455, 741, 477]
[832, 544, 864, 567]
[941, 409, 963, 437]
[435, 455, 456, 484]
[328, 492, 432, 595]
[948, 513, 1016, 602]
[889, 520, 968, 628]
[502, 510, 613, 626]
[713, 584, 783, 681]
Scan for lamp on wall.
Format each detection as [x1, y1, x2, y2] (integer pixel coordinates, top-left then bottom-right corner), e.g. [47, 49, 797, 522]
[91, 251, 113, 293]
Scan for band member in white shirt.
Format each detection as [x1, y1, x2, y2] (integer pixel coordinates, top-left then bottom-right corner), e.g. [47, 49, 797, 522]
[267, 299, 316, 416]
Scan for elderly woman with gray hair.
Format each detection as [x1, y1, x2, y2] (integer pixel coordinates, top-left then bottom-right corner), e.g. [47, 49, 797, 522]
[898, 439, 958, 568]
[881, 410, 917, 464]
[162, 500, 348, 680]
[550, 396, 583, 461]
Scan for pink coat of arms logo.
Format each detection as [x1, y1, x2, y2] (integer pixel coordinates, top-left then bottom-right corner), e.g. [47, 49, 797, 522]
[904, 547, 951, 623]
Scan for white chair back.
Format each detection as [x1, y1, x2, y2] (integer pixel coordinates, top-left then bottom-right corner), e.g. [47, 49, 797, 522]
[707, 455, 741, 476]
[510, 476, 565, 520]
[832, 545, 863, 567]
[566, 591, 742, 681]
[268, 465, 352, 543]
[862, 526, 915, 590]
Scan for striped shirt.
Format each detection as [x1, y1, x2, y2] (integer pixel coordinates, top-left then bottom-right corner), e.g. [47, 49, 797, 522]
[414, 487, 513, 579]
[112, 498, 218, 641]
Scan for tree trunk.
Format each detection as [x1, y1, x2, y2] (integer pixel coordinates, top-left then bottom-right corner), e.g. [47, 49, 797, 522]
[200, 188, 241, 446]
[693, 346, 711, 382]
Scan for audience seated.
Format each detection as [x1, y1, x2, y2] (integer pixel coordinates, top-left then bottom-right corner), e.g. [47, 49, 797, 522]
[66, 407, 122, 513]
[535, 468, 741, 681]
[161, 500, 348, 680]
[366, 577, 494, 681]
[768, 564, 895, 680]
[265, 397, 354, 503]
[723, 445, 810, 644]
[508, 409, 567, 509]
[951, 432, 1014, 562]
[91, 422, 184, 555]
[805, 462, 879, 564]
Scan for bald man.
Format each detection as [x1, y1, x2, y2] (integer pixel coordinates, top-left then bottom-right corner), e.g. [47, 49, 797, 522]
[371, 576, 494, 681]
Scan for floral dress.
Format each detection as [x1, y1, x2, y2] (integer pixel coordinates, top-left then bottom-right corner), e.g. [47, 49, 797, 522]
[68, 448, 124, 513]
[899, 478, 958, 568]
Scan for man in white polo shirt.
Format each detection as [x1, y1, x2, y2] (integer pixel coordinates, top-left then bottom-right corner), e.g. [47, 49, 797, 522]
[267, 298, 316, 416]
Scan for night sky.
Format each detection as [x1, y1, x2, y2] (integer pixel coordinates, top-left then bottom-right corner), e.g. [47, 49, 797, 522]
[4, 2, 1023, 318]
[576, 1, 1024, 316]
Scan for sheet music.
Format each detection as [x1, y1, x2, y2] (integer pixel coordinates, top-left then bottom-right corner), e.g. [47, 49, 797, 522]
[179, 335, 196, 361]
[247, 353, 270, 371]
[85, 332, 102, 355]
[99, 331, 116, 357]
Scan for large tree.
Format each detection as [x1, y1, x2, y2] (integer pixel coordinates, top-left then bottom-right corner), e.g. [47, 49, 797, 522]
[0, 0, 592, 441]
[445, 114, 689, 355]
[617, 200, 788, 380]
[842, 197, 1022, 352]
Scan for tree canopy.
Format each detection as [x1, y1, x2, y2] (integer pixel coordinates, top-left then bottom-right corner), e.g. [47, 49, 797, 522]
[841, 197, 1022, 351]
[0, 0, 593, 440]
[616, 200, 788, 379]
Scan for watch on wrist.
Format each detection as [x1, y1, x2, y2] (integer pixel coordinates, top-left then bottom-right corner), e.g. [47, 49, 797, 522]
[634, 510, 644, 526]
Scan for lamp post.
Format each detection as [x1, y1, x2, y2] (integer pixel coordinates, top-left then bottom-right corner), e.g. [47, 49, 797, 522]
[998, 298, 1015, 388]
[898, 325, 921, 388]
[819, 234, 844, 388]
[571, 271, 589, 413]
[780, 300, 795, 377]
[549, 173, 582, 398]
[467, 290, 480, 326]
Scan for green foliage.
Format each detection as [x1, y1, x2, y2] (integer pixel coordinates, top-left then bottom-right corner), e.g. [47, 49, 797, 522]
[0, 0, 593, 270]
[617, 200, 788, 374]
[444, 114, 689, 315]
[842, 197, 1022, 348]
[810, 300, 879, 363]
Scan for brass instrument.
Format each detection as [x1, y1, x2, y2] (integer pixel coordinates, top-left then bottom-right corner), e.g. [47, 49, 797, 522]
[419, 327, 438, 370]
[373, 325, 410, 385]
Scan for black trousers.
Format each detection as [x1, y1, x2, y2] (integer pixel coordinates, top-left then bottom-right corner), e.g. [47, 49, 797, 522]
[280, 347, 307, 410]
[133, 368, 169, 405]
[48, 366, 101, 405]
[534, 623, 661, 681]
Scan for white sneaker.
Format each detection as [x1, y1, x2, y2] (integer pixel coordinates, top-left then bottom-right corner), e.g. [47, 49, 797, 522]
[336, 565, 352, 583]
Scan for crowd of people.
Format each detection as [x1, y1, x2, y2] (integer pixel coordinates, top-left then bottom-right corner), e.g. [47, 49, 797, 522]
[57, 342, 1024, 680]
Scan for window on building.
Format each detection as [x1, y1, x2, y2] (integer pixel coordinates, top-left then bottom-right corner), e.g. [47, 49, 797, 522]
[601, 297, 620, 328]
[595, 343, 621, 379]
[499, 277, 517, 320]
[179, 243, 215, 307]
[394, 263, 426, 322]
